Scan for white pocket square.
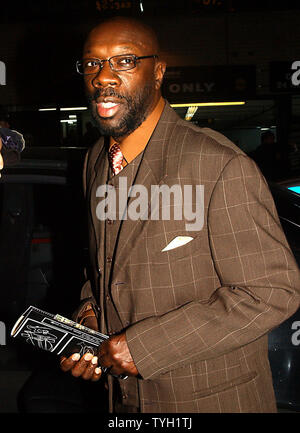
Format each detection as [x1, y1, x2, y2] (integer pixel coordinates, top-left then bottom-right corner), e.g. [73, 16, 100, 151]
[161, 236, 194, 252]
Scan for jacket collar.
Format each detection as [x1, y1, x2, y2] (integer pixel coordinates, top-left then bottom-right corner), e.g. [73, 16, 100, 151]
[111, 102, 182, 274]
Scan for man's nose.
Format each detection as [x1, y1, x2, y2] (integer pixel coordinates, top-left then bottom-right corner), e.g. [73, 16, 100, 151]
[91, 61, 120, 88]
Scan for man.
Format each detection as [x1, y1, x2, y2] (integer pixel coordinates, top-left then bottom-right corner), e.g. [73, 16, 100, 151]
[60, 16, 300, 413]
[250, 131, 280, 181]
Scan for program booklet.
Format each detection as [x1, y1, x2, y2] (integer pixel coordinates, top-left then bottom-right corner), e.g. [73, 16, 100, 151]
[10, 305, 109, 358]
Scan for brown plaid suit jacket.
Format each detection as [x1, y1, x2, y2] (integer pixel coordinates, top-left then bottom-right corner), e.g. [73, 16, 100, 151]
[76, 101, 300, 413]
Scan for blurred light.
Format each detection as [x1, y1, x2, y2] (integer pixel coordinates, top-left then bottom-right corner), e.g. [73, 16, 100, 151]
[60, 107, 87, 111]
[38, 108, 56, 111]
[140, 1, 144, 12]
[171, 102, 245, 108]
[185, 106, 198, 121]
[69, 115, 77, 119]
[39, 107, 88, 111]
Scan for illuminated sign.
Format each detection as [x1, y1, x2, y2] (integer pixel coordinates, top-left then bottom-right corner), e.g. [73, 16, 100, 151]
[162, 65, 256, 103]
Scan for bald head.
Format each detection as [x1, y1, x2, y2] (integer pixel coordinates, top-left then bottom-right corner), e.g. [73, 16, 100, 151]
[85, 16, 161, 57]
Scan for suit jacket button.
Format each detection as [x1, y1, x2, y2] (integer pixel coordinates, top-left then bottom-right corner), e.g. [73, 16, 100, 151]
[106, 257, 112, 263]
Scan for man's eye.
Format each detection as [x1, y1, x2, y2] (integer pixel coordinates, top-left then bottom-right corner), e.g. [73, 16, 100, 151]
[117, 57, 135, 67]
[83, 60, 99, 70]
[85, 60, 98, 68]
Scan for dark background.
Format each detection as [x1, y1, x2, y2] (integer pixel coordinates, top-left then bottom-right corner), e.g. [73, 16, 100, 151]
[1, 0, 300, 168]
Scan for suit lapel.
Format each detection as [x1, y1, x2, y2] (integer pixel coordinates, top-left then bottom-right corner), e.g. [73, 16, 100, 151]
[112, 102, 181, 276]
[88, 138, 109, 258]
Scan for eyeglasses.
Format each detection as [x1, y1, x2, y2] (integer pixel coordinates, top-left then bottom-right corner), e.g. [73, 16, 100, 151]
[76, 54, 158, 75]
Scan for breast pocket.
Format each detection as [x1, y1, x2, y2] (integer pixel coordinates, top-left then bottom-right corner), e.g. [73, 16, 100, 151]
[147, 232, 205, 264]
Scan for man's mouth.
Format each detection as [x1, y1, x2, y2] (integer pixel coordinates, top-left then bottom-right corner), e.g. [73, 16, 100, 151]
[95, 99, 123, 118]
[96, 101, 121, 118]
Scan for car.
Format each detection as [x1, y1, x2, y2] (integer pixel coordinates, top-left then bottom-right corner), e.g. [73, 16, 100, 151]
[267, 179, 300, 412]
[268, 178, 300, 264]
[0, 146, 90, 330]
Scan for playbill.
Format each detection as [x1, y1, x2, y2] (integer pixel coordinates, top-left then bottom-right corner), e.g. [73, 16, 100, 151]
[11, 305, 108, 357]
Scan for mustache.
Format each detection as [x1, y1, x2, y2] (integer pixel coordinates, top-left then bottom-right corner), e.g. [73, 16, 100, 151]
[88, 88, 129, 103]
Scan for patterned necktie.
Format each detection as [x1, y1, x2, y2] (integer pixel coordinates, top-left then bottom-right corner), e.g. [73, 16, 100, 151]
[109, 142, 123, 175]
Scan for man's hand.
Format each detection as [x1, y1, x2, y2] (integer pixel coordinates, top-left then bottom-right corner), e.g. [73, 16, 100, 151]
[60, 352, 102, 381]
[59, 311, 101, 381]
[81, 314, 98, 331]
[59, 324, 138, 380]
[98, 332, 139, 377]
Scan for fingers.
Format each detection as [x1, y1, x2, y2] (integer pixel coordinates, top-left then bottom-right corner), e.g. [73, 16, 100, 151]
[71, 353, 95, 378]
[60, 353, 102, 381]
[91, 367, 102, 382]
[60, 353, 81, 372]
[80, 354, 99, 381]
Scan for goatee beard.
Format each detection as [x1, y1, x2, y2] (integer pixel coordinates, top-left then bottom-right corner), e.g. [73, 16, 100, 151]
[87, 85, 155, 138]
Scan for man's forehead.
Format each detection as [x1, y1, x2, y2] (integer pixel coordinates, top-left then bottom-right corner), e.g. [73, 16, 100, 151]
[84, 34, 149, 51]
[84, 19, 157, 53]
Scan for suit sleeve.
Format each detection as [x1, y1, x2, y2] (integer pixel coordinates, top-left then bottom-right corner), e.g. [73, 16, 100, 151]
[126, 154, 300, 380]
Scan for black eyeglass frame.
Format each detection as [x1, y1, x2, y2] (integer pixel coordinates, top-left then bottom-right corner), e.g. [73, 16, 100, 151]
[76, 54, 158, 75]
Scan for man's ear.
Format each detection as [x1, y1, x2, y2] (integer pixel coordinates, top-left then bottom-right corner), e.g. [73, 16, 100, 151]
[154, 60, 166, 90]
